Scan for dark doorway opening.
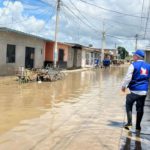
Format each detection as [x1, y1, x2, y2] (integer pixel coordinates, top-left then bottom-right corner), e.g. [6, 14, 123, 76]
[58, 49, 66, 68]
[25, 47, 35, 68]
[58, 49, 64, 62]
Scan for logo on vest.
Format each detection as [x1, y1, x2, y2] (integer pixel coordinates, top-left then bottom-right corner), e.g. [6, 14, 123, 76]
[140, 67, 148, 75]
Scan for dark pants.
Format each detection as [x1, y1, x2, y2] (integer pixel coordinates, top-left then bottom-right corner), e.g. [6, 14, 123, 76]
[126, 93, 146, 113]
[126, 93, 146, 129]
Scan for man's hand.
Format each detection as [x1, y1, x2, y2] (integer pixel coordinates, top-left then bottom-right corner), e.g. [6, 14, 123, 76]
[121, 86, 126, 92]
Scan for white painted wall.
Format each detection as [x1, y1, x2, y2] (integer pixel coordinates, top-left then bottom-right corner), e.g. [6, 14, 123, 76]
[67, 47, 74, 68]
[81, 50, 86, 68]
[76, 49, 82, 67]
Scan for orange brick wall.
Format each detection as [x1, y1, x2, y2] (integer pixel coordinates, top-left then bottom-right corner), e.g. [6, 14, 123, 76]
[45, 42, 69, 62]
[45, 42, 54, 61]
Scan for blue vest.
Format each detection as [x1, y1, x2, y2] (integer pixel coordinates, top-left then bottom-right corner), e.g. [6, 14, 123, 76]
[128, 61, 150, 91]
[103, 59, 110, 65]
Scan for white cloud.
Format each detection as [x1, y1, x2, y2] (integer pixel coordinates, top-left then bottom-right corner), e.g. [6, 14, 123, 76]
[0, 1, 51, 36]
[61, 0, 150, 51]
[0, 0, 150, 52]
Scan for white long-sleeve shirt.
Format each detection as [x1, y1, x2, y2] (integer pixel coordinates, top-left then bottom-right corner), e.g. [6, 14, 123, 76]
[122, 60, 147, 95]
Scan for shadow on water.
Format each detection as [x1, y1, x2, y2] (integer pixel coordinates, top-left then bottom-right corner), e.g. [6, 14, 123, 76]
[107, 120, 124, 128]
[144, 104, 150, 107]
[120, 132, 142, 150]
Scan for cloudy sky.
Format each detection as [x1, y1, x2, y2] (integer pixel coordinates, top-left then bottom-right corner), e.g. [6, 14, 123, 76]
[0, 0, 150, 53]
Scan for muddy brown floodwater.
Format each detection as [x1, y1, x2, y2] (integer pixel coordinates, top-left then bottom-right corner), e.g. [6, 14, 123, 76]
[0, 66, 149, 150]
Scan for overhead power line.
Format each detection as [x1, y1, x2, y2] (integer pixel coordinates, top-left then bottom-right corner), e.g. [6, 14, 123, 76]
[68, 0, 101, 31]
[62, 1, 143, 41]
[140, 0, 145, 30]
[106, 34, 135, 40]
[62, 3, 100, 34]
[78, 0, 147, 19]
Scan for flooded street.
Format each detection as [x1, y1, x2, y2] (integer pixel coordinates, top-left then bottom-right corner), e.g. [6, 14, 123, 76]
[0, 66, 149, 150]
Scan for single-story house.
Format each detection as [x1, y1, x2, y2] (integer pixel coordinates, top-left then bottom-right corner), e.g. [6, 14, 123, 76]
[0, 27, 49, 75]
[0, 27, 117, 76]
[82, 47, 101, 68]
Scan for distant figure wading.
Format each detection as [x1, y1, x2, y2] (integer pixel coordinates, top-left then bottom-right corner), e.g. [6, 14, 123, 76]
[103, 57, 111, 68]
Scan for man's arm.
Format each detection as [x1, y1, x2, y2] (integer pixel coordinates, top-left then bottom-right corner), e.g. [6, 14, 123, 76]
[121, 64, 134, 92]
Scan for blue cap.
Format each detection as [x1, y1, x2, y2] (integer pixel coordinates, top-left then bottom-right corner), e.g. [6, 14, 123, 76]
[132, 49, 145, 58]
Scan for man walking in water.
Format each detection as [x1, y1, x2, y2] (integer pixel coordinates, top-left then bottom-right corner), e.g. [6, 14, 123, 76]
[121, 49, 150, 132]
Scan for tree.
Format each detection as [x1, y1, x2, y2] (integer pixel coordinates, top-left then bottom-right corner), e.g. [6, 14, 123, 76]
[117, 46, 129, 59]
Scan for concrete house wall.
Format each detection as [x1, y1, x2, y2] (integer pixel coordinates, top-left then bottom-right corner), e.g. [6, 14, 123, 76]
[0, 29, 45, 75]
[145, 51, 150, 63]
[71, 48, 82, 68]
[68, 45, 82, 69]
[85, 51, 92, 67]
[81, 50, 86, 68]
[67, 47, 74, 68]
[144, 49, 150, 100]
[76, 49, 82, 67]
[81, 47, 101, 68]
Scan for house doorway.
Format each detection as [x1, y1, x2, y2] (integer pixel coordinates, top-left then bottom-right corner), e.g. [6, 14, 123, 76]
[58, 49, 64, 67]
[25, 47, 35, 68]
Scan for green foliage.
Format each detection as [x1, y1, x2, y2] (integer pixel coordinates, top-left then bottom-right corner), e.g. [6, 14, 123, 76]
[125, 55, 132, 61]
[117, 46, 129, 59]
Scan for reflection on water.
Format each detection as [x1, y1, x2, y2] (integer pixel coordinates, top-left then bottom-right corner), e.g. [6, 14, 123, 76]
[0, 71, 96, 133]
[0, 66, 149, 150]
[121, 132, 142, 150]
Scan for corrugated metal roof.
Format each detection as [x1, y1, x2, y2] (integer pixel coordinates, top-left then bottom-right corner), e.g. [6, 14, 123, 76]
[0, 27, 52, 42]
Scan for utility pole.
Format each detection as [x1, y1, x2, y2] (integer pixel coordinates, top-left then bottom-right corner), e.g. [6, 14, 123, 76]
[115, 43, 118, 60]
[101, 31, 105, 63]
[135, 34, 138, 51]
[101, 21, 106, 63]
[115, 43, 117, 49]
[53, 0, 61, 68]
